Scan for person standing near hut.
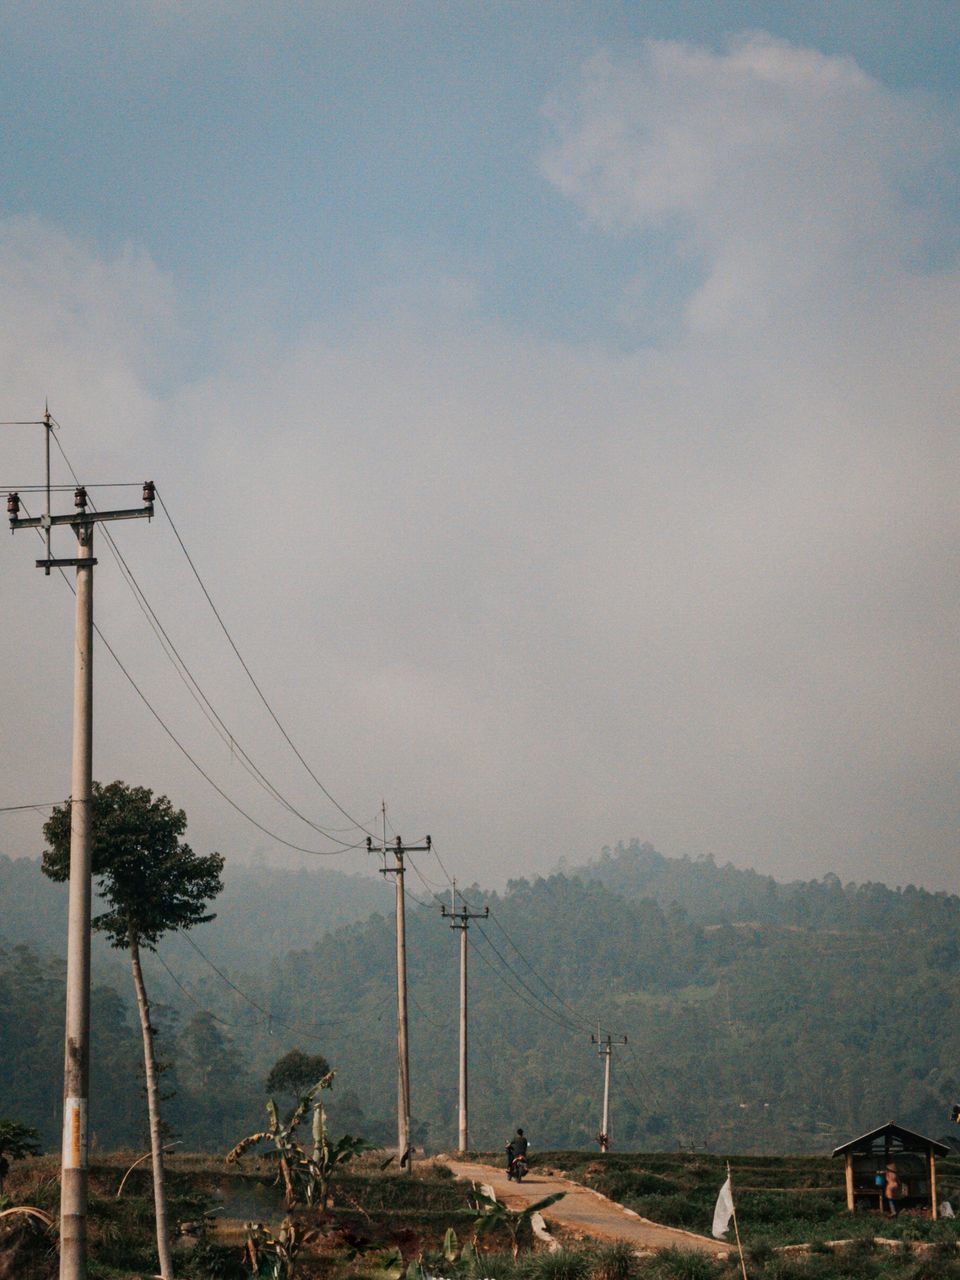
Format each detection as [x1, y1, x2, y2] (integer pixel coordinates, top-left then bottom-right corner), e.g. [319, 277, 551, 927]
[883, 1163, 902, 1214]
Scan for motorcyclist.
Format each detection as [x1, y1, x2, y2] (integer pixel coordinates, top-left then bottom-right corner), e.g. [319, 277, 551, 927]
[506, 1128, 528, 1180]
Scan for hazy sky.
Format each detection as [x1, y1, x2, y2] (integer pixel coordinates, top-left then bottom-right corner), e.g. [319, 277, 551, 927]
[1, 2, 958, 895]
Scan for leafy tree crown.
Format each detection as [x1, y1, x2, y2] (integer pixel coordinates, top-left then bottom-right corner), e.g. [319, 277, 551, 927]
[42, 780, 224, 950]
[0, 1118, 41, 1161]
[266, 1049, 331, 1100]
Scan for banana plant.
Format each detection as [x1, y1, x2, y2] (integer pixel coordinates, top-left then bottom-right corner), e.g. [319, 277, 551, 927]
[308, 1097, 369, 1210]
[442, 1227, 460, 1265]
[440, 1228, 483, 1277]
[243, 1218, 303, 1279]
[227, 1073, 335, 1208]
[472, 1188, 566, 1259]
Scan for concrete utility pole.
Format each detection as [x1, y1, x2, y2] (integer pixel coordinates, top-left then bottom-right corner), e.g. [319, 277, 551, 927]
[592, 1030, 628, 1154]
[440, 884, 488, 1153]
[367, 829, 431, 1172]
[9, 456, 154, 1280]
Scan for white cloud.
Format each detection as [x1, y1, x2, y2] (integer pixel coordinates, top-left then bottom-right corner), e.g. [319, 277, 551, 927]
[542, 34, 948, 328]
[1, 33, 958, 893]
[0, 218, 172, 460]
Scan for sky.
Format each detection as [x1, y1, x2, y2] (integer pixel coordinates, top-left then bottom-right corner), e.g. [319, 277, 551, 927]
[1, 1, 958, 896]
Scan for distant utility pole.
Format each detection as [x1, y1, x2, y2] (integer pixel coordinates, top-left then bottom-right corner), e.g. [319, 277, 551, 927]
[367, 824, 431, 1172]
[8, 414, 154, 1280]
[592, 1029, 628, 1154]
[440, 883, 488, 1153]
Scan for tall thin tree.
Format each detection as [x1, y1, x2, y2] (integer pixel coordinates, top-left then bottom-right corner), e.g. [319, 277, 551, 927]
[43, 781, 224, 1280]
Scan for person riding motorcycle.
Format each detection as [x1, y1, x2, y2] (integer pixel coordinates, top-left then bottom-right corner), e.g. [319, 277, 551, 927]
[506, 1127, 529, 1181]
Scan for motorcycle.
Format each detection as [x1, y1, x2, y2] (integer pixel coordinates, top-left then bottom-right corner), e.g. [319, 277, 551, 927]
[508, 1151, 528, 1182]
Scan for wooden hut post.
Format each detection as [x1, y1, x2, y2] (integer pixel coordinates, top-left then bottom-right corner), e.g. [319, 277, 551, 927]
[929, 1150, 938, 1221]
[844, 1154, 855, 1212]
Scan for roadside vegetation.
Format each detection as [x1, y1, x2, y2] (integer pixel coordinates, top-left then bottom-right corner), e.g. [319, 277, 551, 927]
[531, 1150, 960, 1247]
[4, 1149, 960, 1279]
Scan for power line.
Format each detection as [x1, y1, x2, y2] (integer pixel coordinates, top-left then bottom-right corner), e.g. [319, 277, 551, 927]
[484, 908, 608, 1036]
[95, 621, 366, 856]
[429, 841, 454, 884]
[428, 839, 619, 1040]
[102, 506, 364, 844]
[473, 920, 583, 1032]
[48, 435, 365, 847]
[1, 482, 143, 492]
[424, 839, 611, 1035]
[406, 855, 447, 900]
[151, 948, 281, 1036]
[398, 872, 584, 1035]
[155, 486, 378, 839]
[620, 1038, 666, 1110]
[400, 877, 439, 911]
[156, 943, 398, 1051]
[16, 498, 362, 857]
[175, 928, 330, 1039]
[408, 989, 451, 1031]
[0, 801, 59, 814]
[465, 932, 579, 1033]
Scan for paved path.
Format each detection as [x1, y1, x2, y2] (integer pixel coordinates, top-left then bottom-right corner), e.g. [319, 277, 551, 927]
[441, 1159, 729, 1256]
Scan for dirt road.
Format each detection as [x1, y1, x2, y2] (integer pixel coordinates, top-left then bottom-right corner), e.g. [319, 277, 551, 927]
[442, 1158, 729, 1256]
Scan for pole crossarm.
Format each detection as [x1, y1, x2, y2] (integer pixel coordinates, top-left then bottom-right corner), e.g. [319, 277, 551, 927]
[10, 480, 154, 577]
[441, 903, 489, 928]
[366, 833, 433, 866]
[11, 503, 153, 530]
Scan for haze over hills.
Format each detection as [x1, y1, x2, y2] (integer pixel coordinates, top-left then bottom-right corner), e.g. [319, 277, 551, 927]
[3, 842, 960, 1158]
[571, 839, 960, 931]
[0, 852, 391, 972]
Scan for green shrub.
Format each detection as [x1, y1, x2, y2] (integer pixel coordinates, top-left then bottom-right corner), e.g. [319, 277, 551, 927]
[476, 1251, 522, 1279]
[906, 1258, 960, 1280]
[590, 1240, 638, 1280]
[532, 1249, 592, 1280]
[93, 1228, 158, 1273]
[650, 1248, 718, 1280]
[632, 1194, 710, 1230]
[183, 1238, 247, 1279]
[604, 1173, 676, 1200]
[747, 1240, 773, 1264]
[822, 1239, 882, 1280]
[760, 1258, 814, 1280]
[738, 1193, 799, 1226]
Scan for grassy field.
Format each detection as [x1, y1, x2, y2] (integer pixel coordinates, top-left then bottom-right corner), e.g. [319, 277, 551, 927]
[3, 1150, 960, 1279]
[0, 1150, 510, 1279]
[531, 1150, 960, 1248]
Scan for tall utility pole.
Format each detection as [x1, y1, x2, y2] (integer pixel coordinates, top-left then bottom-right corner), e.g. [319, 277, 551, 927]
[592, 1030, 628, 1154]
[440, 884, 488, 1153]
[8, 451, 154, 1280]
[367, 829, 431, 1171]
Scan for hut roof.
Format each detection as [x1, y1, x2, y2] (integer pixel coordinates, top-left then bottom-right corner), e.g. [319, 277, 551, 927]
[832, 1122, 951, 1158]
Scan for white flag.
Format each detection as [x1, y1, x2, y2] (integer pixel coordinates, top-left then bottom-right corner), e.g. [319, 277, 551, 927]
[712, 1174, 734, 1238]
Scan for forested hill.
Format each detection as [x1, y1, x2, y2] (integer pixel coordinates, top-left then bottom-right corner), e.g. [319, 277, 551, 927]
[572, 839, 960, 933]
[4, 848, 960, 1160]
[258, 871, 960, 1157]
